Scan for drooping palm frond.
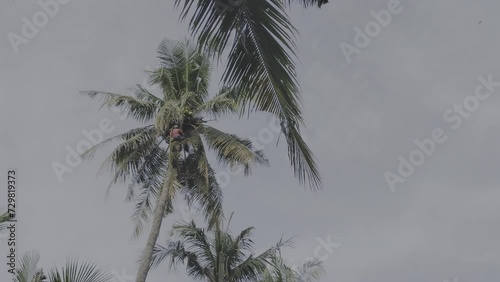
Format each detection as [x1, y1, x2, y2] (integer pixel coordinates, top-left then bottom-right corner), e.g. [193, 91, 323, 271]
[174, 0, 323, 190]
[280, 118, 322, 189]
[132, 84, 164, 105]
[295, 258, 325, 282]
[79, 126, 154, 160]
[128, 146, 169, 239]
[156, 39, 212, 102]
[0, 211, 10, 232]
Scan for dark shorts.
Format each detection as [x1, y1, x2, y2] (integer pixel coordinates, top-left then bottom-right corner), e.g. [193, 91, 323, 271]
[173, 136, 185, 140]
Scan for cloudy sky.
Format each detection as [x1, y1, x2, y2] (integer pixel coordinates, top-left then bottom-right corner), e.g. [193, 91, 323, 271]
[1, 0, 500, 281]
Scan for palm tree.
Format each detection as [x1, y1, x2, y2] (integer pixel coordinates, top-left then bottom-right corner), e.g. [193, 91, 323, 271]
[173, 0, 328, 189]
[81, 39, 268, 282]
[13, 251, 112, 282]
[260, 256, 325, 282]
[150, 218, 293, 281]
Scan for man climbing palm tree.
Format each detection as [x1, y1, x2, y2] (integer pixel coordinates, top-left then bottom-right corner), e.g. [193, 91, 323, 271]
[169, 125, 185, 141]
[81, 39, 269, 282]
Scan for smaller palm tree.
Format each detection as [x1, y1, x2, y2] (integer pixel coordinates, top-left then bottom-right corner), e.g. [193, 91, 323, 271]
[151, 216, 293, 282]
[13, 251, 113, 282]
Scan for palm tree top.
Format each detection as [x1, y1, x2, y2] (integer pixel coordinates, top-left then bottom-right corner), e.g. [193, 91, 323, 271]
[152, 219, 294, 282]
[81, 39, 268, 238]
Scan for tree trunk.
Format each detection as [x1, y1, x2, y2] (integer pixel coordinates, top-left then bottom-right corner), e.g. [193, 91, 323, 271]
[135, 145, 178, 282]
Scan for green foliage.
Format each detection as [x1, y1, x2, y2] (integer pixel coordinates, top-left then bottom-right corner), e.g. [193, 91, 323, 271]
[81, 39, 268, 238]
[0, 211, 10, 232]
[173, 0, 326, 189]
[151, 218, 293, 282]
[13, 251, 112, 282]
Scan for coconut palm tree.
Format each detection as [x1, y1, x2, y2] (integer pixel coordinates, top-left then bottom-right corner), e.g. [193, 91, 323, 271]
[173, 0, 328, 190]
[13, 251, 112, 282]
[81, 39, 268, 282]
[150, 218, 293, 282]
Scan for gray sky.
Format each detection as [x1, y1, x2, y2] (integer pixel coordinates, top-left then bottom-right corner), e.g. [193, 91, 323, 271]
[1, 0, 500, 281]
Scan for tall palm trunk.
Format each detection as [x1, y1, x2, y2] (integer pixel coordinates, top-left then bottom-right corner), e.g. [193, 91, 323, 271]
[136, 144, 178, 282]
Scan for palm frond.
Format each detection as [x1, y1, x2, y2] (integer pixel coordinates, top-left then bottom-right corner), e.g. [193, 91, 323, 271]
[96, 126, 160, 186]
[128, 146, 169, 239]
[178, 146, 223, 229]
[198, 86, 241, 118]
[80, 90, 158, 123]
[154, 99, 184, 133]
[80, 125, 155, 161]
[202, 125, 269, 175]
[174, 0, 322, 190]
[47, 259, 113, 282]
[132, 84, 164, 105]
[281, 119, 322, 190]
[175, 0, 302, 116]
[13, 251, 41, 282]
[296, 258, 325, 282]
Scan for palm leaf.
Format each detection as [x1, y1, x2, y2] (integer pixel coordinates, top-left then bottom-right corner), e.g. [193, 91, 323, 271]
[47, 259, 113, 282]
[13, 251, 41, 282]
[201, 125, 269, 174]
[174, 0, 322, 190]
[80, 90, 158, 123]
[128, 146, 169, 239]
[296, 258, 325, 282]
[0, 211, 10, 232]
[281, 119, 322, 189]
[178, 147, 223, 229]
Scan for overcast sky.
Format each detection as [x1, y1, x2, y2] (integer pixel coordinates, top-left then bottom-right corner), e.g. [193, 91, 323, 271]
[1, 0, 500, 281]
